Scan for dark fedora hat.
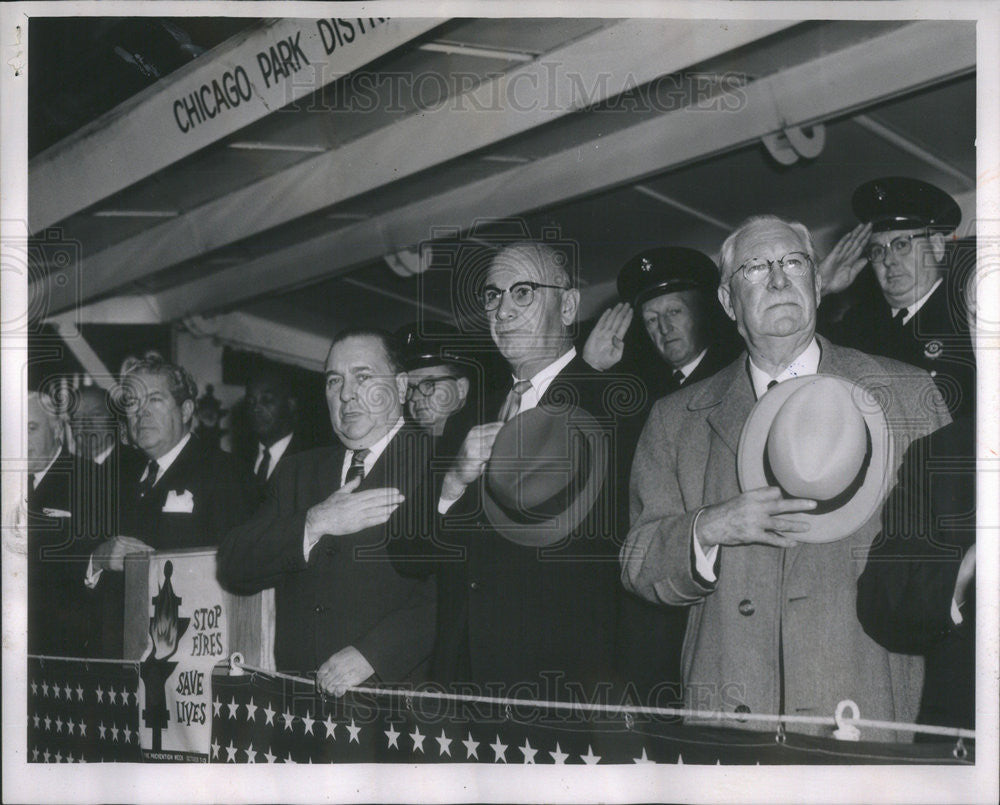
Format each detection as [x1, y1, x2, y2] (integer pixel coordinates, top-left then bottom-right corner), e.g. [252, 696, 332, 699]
[617, 247, 718, 308]
[852, 176, 961, 234]
[737, 375, 894, 543]
[483, 404, 608, 547]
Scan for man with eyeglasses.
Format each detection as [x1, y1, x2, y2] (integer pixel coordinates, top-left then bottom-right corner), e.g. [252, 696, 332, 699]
[819, 177, 975, 417]
[408, 241, 627, 700]
[621, 214, 948, 739]
[396, 320, 478, 463]
[219, 328, 436, 690]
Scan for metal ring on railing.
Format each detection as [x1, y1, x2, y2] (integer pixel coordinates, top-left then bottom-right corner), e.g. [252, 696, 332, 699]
[775, 722, 787, 745]
[953, 737, 968, 760]
[624, 712, 635, 731]
[228, 651, 245, 676]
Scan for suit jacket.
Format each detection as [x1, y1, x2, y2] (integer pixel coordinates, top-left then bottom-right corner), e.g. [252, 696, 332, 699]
[28, 448, 103, 656]
[620, 336, 950, 740]
[217, 426, 437, 679]
[90, 441, 144, 658]
[857, 417, 975, 732]
[120, 433, 254, 551]
[244, 431, 309, 504]
[825, 278, 975, 419]
[422, 356, 632, 696]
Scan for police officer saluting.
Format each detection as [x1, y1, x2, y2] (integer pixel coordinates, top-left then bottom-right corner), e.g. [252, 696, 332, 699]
[821, 177, 975, 417]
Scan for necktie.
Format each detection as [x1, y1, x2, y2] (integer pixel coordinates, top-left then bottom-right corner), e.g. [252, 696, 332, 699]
[27, 473, 35, 493]
[138, 460, 158, 498]
[255, 445, 271, 485]
[896, 307, 909, 327]
[498, 379, 532, 422]
[767, 379, 778, 391]
[672, 369, 685, 388]
[344, 449, 370, 486]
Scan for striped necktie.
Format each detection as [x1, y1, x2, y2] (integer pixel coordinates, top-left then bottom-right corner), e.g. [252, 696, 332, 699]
[498, 380, 532, 422]
[344, 448, 370, 486]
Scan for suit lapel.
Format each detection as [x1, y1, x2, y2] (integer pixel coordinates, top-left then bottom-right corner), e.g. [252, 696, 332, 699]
[153, 435, 198, 496]
[702, 358, 754, 457]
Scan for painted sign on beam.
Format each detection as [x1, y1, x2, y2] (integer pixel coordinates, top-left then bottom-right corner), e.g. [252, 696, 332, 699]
[29, 17, 445, 233]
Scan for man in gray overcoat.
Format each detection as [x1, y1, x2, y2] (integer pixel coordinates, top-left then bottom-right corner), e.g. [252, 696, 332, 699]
[620, 214, 949, 741]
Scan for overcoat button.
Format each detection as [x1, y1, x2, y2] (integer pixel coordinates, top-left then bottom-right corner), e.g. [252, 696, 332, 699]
[313, 604, 324, 613]
[469, 581, 479, 590]
[738, 599, 755, 616]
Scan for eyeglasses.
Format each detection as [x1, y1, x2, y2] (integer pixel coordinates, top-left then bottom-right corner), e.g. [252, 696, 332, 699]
[735, 252, 813, 284]
[406, 376, 459, 399]
[865, 233, 928, 265]
[480, 281, 565, 311]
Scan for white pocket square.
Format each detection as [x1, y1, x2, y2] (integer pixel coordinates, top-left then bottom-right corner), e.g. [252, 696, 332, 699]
[41, 507, 72, 518]
[162, 489, 194, 513]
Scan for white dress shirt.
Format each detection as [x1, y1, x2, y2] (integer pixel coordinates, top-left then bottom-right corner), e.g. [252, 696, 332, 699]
[693, 339, 821, 582]
[303, 417, 405, 561]
[255, 431, 294, 480]
[892, 277, 942, 325]
[675, 347, 709, 385]
[86, 432, 192, 586]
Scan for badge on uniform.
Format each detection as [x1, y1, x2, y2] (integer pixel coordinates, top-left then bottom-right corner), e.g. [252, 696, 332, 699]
[924, 340, 944, 360]
[162, 489, 195, 513]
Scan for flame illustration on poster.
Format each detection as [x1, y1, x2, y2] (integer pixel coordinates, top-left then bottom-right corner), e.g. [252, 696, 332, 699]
[138, 552, 228, 761]
[140, 561, 189, 752]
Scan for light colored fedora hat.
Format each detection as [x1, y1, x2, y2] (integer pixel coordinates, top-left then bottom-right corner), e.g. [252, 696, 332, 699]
[737, 375, 894, 543]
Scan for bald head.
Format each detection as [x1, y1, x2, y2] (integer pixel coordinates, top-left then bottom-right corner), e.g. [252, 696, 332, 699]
[485, 241, 580, 378]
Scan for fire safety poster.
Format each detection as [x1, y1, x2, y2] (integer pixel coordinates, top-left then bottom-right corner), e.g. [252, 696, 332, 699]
[138, 552, 227, 761]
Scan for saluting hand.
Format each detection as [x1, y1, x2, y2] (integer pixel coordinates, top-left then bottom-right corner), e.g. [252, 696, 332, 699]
[582, 303, 633, 371]
[817, 222, 873, 295]
[304, 476, 404, 546]
[696, 486, 817, 550]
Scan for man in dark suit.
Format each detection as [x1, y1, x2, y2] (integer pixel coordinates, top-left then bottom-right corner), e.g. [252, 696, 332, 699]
[86, 354, 253, 599]
[68, 384, 143, 656]
[242, 364, 307, 502]
[857, 417, 975, 733]
[819, 177, 975, 418]
[218, 329, 436, 691]
[27, 391, 103, 657]
[421, 241, 628, 700]
[582, 247, 739, 401]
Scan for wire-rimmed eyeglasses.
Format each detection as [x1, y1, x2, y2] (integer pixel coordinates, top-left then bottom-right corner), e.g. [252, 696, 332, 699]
[735, 252, 813, 284]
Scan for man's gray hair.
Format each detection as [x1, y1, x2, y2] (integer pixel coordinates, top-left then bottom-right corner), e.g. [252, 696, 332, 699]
[120, 351, 199, 407]
[717, 215, 819, 284]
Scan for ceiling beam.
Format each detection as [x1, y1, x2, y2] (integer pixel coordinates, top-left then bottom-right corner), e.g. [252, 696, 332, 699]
[37, 18, 799, 315]
[29, 17, 447, 232]
[149, 21, 975, 321]
[852, 113, 974, 187]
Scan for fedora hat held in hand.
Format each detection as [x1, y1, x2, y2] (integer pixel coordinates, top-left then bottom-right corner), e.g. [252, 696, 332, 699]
[483, 404, 608, 547]
[738, 375, 894, 543]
